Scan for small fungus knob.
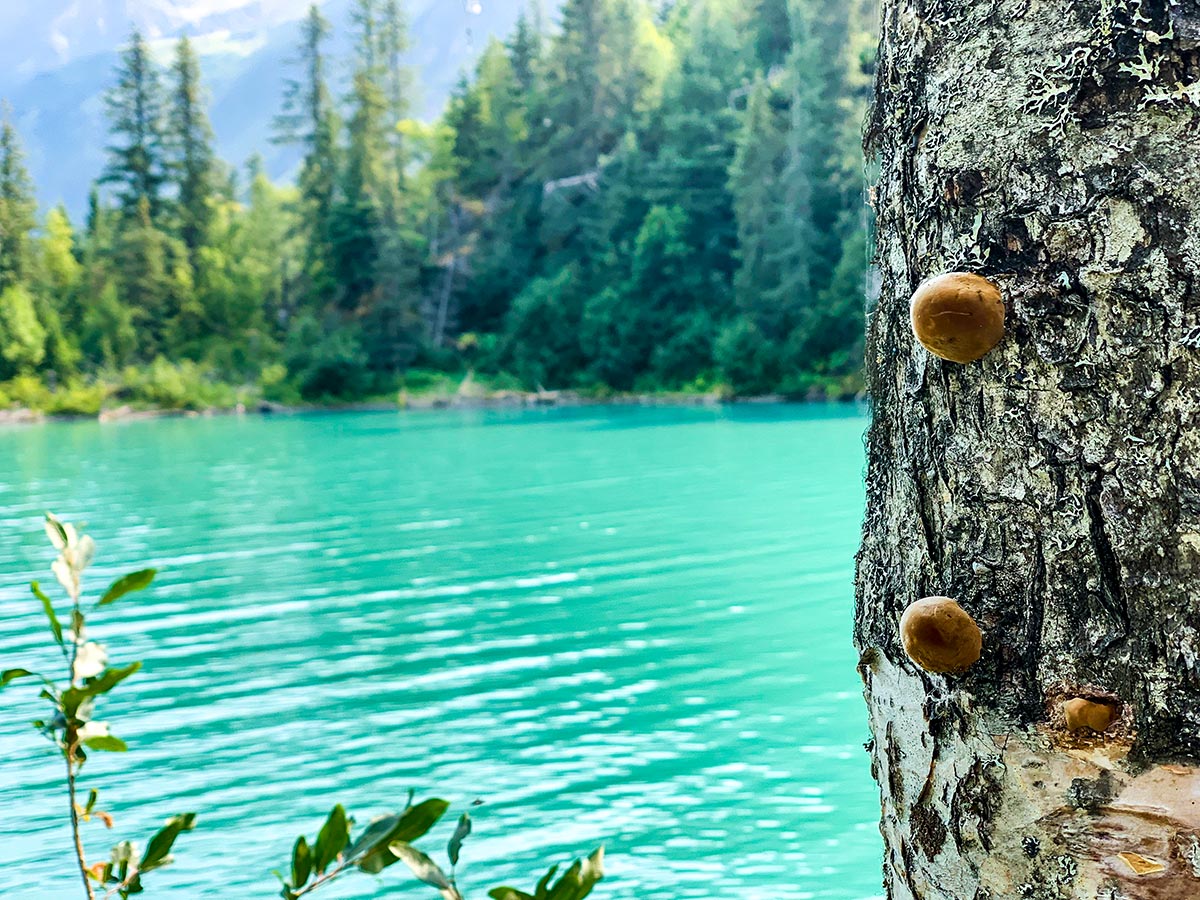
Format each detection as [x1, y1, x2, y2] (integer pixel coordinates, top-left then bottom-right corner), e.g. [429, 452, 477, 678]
[910, 272, 1005, 363]
[1063, 698, 1120, 734]
[900, 596, 982, 674]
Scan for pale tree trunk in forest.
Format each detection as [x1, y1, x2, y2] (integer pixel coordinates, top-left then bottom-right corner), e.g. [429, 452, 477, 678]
[855, 2, 1200, 899]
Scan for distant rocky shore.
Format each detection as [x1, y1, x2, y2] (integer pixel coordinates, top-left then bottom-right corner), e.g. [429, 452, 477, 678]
[0, 385, 862, 426]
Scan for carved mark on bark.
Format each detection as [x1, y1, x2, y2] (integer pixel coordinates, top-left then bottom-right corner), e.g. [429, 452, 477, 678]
[1082, 466, 1131, 646]
[887, 720, 907, 809]
[1021, 538, 1048, 717]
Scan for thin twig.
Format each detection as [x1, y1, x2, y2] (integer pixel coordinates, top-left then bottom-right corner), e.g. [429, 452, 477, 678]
[66, 738, 95, 900]
[65, 578, 95, 900]
[292, 859, 352, 898]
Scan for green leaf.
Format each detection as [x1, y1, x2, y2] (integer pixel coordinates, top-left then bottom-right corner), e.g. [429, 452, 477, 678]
[352, 798, 450, 873]
[348, 826, 392, 872]
[1, 668, 35, 689]
[86, 788, 99, 814]
[313, 804, 349, 875]
[60, 687, 86, 718]
[448, 812, 471, 867]
[392, 797, 450, 844]
[387, 841, 452, 890]
[83, 735, 128, 752]
[99, 569, 157, 606]
[31, 582, 63, 645]
[291, 836, 312, 888]
[490, 850, 602, 900]
[84, 661, 142, 697]
[546, 861, 582, 900]
[546, 847, 604, 900]
[61, 662, 142, 718]
[535, 866, 559, 900]
[140, 813, 197, 873]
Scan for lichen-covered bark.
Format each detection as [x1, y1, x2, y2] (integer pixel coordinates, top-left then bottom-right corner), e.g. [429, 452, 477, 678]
[855, 1, 1200, 897]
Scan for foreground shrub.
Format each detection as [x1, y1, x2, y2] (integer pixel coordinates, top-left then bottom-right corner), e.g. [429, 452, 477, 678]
[4, 515, 605, 900]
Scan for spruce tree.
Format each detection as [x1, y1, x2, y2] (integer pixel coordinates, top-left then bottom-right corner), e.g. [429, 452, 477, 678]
[641, 0, 749, 338]
[751, 0, 791, 70]
[448, 49, 544, 335]
[378, 0, 414, 183]
[729, 76, 810, 342]
[792, 0, 852, 294]
[38, 207, 82, 309]
[82, 187, 117, 303]
[536, 0, 667, 275]
[507, 6, 543, 97]
[34, 206, 84, 375]
[274, 5, 340, 307]
[539, 0, 606, 176]
[0, 283, 46, 377]
[366, 0, 426, 372]
[334, 0, 389, 311]
[0, 104, 38, 293]
[114, 196, 181, 358]
[102, 31, 169, 221]
[539, 0, 664, 178]
[166, 36, 218, 264]
[780, 0, 872, 378]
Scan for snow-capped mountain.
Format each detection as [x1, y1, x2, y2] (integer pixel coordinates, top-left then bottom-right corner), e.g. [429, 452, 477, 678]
[0, 1, 310, 81]
[0, 0, 539, 213]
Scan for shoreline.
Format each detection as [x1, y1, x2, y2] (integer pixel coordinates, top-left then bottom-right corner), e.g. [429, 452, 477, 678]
[0, 387, 866, 426]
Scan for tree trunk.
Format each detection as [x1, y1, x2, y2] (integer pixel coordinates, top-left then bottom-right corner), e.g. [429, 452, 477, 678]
[855, 2, 1200, 898]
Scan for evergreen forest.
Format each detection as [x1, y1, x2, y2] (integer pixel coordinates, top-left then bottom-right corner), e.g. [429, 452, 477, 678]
[0, 0, 877, 414]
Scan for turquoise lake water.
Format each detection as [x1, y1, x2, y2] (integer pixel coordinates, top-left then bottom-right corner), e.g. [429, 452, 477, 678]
[0, 405, 881, 899]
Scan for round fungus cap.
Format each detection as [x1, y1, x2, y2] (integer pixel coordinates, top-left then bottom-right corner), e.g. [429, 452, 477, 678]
[900, 596, 982, 674]
[910, 272, 1005, 364]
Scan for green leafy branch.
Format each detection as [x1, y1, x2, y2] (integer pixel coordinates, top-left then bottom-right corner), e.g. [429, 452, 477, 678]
[3, 513, 194, 900]
[7, 514, 605, 899]
[279, 798, 603, 900]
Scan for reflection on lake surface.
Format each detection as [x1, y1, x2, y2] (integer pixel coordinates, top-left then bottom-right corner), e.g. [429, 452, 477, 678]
[0, 405, 880, 899]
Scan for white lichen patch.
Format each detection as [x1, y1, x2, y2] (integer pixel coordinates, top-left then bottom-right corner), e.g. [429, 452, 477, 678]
[1100, 199, 1148, 265]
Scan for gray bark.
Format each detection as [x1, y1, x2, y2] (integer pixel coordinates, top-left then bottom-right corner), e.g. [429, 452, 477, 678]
[855, 1, 1200, 898]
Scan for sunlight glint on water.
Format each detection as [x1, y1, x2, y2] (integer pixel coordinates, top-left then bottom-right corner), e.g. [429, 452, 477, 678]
[0, 406, 881, 899]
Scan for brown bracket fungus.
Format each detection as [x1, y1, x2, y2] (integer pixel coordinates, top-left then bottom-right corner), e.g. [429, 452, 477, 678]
[910, 272, 1005, 363]
[1063, 697, 1120, 734]
[899, 596, 982, 674]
